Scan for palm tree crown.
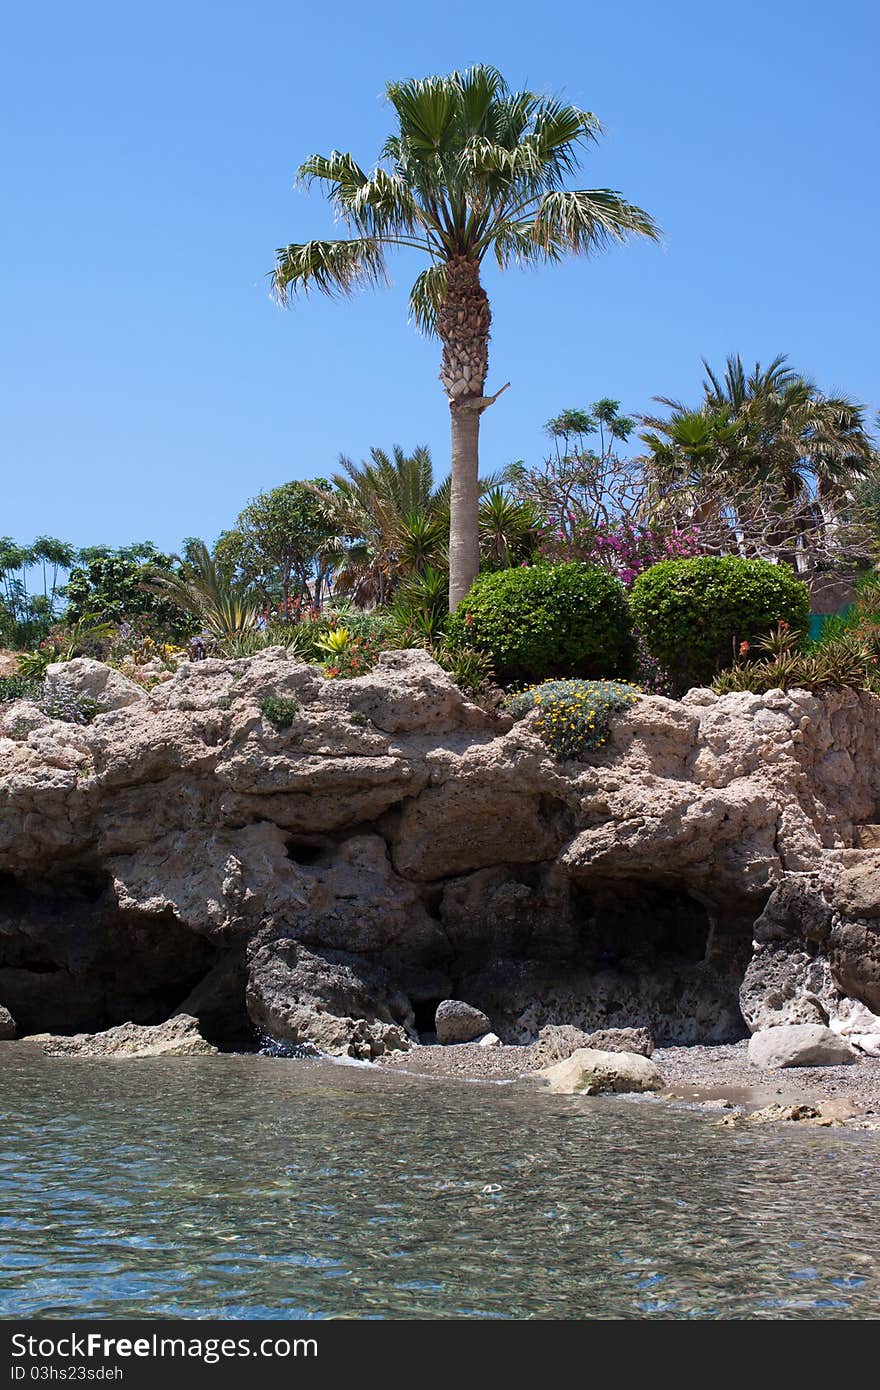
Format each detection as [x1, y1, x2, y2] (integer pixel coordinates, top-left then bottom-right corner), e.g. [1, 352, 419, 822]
[272, 65, 658, 606]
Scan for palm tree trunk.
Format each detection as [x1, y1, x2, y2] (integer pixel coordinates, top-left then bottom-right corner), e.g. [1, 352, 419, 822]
[439, 256, 491, 610]
[448, 405, 482, 608]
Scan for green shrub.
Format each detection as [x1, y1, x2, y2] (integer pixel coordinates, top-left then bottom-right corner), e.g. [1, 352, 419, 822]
[629, 556, 810, 693]
[259, 695, 299, 729]
[0, 675, 41, 703]
[505, 679, 641, 759]
[445, 563, 633, 685]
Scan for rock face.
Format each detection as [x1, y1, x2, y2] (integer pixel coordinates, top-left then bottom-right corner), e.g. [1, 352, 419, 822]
[0, 650, 879, 1055]
[531, 1024, 654, 1067]
[747, 1023, 856, 1070]
[539, 1047, 663, 1095]
[435, 999, 491, 1044]
[45, 657, 148, 712]
[31, 1014, 217, 1058]
[0, 1004, 16, 1039]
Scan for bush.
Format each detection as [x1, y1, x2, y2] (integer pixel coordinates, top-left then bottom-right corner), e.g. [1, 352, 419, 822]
[445, 563, 633, 685]
[629, 556, 810, 693]
[39, 689, 101, 724]
[506, 679, 641, 759]
[0, 675, 41, 703]
[259, 696, 299, 729]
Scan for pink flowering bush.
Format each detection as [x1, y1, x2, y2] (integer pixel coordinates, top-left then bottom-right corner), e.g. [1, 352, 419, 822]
[537, 520, 703, 589]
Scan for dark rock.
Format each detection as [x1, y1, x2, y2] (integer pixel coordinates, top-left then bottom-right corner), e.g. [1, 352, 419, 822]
[435, 999, 491, 1044]
[0, 1004, 16, 1039]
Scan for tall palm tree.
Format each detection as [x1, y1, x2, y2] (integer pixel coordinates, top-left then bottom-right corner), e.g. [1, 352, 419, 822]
[271, 64, 658, 608]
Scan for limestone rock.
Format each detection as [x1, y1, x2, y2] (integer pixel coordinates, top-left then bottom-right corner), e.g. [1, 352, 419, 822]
[739, 945, 834, 1032]
[531, 1024, 654, 1067]
[435, 999, 492, 1044]
[246, 938, 414, 1060]
[1, 654, 880, 1054]
[45, 657, 147, 712]
[540, 1047, 663, 1096]
[747, 1023, 856, 1069]
[0, 1004, 16, 1039]
[33, 1014, 216, 1057]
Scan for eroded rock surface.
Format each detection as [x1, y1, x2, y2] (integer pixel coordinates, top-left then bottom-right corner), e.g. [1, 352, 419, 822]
[0, 650, 879, 1055]
[539, 1047, 663, 1095]
[30, 1014, 216, 1057]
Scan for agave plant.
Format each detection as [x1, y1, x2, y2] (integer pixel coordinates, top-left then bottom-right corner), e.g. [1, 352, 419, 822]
[142, 541, 260, 639]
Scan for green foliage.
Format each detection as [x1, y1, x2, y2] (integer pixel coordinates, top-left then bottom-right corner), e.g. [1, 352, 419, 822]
[214, 480, 334, 614]
[505, 679, 641, 759]
[432, 642, 496, 695]
[629, 556, 810, 693]
[258, 696, 300, 729]
[712, 622, 879, 695]
[39, 689, 101, 725]
[390, 566, 449, 642]
[445, 562, 633, 685]
[142, 541, 261, 639]
[0, 675, 41, 703]
[65, 545, 191, 638]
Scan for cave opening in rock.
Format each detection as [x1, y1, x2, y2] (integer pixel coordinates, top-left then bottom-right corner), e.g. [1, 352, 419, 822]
[0, 866, 222, 1036]
[412, 997, 444, 1039]
[285, 838, 330, 866]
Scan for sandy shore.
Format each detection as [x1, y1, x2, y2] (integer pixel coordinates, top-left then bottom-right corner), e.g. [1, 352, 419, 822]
[378, 1038, 880, 1115]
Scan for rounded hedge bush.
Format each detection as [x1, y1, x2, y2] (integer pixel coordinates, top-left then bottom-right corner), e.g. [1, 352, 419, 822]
[628, 556, 811, 693]
[445, 562, 633, 685]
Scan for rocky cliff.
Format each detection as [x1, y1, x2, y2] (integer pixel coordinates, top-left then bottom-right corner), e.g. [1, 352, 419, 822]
[1, 648, 879, 1056]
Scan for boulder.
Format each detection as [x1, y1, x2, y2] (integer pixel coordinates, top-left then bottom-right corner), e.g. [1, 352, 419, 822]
[0, 1005, 17, 1039]
[32, 1014, 216, 1057]
[531, 1023, 654, 1068]
[830, 915, 880, 1015]
[747, 1023, 856, 1070]
[435, 999, 492, 1044]
[45, 657, 147, 712]
[539, 1047, 663, 1095]
[246, 938, 414, 1060]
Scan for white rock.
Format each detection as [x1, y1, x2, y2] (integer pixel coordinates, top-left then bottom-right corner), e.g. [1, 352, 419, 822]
[45, 657, 147, 712]
[747, 1024, 856, 1069]
[477, 1032, 501, 1048]
[539, 1047, 663, 1095]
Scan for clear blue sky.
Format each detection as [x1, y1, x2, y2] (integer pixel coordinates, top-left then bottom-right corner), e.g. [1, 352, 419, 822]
[3, 0, 877, 554]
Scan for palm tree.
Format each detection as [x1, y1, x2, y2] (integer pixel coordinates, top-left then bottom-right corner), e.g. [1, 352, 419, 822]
[271, 64, 658, 608]
[316, 445, 445, 605]
[478, 486, 539, 567]
[142, 541, 261, 639]
[640, 354, 877, 564]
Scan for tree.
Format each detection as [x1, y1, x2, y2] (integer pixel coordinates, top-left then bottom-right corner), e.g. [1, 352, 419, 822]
[505, 398, 643, 536]
[214, 480, 334, 617]
[271, 64, 658, 608]
[64, 543, 191, 637]
[639, 354, 879, 583]
[315, 446, 447, 605]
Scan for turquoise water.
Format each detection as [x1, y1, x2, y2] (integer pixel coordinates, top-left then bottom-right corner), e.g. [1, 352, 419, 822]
[1, 1048, 879, 1319]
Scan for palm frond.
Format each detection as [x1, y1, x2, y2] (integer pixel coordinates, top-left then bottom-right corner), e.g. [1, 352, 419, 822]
[272, 237, 388, 303]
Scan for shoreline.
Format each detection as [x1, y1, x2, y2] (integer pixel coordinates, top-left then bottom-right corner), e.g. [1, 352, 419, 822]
[377, 1038, 880, 1122]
